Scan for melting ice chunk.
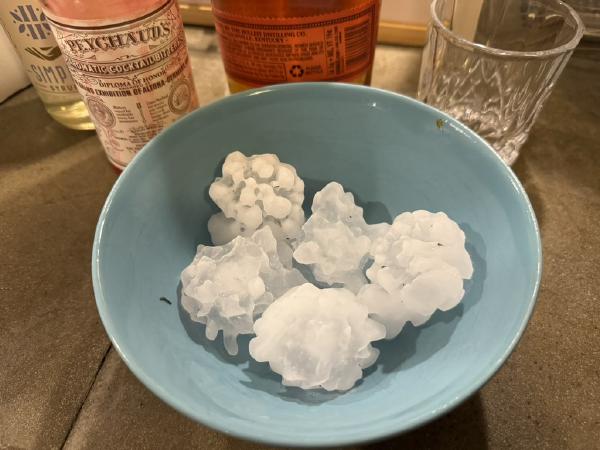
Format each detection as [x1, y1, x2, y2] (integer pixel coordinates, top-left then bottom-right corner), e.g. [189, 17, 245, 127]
[293, 182, 385, 292]
[180, 227, 306, 355]
[311, 181, 387, 240]
[208, 151, 305, 247]
[293, 215, 371, 293]
[249, 283, 386, 391]
[359, 210, 473, 339]
[311, 182, 366, 229]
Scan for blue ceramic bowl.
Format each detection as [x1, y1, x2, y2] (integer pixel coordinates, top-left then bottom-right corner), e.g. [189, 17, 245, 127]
[92, 83, 541, 447]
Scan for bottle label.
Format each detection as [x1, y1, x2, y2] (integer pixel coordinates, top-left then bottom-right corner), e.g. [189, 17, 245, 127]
[0, 1, 79, 104]
[213, 0, 380, 87]
[46, 0, 198, 169]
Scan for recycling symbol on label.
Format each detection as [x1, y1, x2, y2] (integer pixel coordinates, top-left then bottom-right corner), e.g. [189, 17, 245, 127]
[289, 65, 305, 78]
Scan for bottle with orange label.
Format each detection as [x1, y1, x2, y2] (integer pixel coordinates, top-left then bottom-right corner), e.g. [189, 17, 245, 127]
[211, 0, 382, 93]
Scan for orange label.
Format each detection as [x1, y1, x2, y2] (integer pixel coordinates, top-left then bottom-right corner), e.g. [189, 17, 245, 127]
[213, 1, 380, 86]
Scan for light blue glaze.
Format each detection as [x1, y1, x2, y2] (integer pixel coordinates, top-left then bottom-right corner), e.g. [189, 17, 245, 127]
[92, 83, 541, 447]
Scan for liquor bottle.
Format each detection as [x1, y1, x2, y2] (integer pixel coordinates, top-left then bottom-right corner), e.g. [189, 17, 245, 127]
[0, 0, 93, 130]
[41, 0, 199, 170]
[211, 0, 381, 93]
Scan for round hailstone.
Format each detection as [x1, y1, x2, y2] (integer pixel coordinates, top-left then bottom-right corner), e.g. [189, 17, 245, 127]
[359, 210, 473, 339]
[249, 283, 386, 391]
[208, 151, 305, 246]
[181, 227, 306, 355]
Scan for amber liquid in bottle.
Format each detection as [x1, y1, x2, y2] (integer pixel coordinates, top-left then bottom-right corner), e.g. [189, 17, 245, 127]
[212, 0, 381, 93]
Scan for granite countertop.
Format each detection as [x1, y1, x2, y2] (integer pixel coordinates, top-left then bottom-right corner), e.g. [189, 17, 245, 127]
[1, 27, 598, 450]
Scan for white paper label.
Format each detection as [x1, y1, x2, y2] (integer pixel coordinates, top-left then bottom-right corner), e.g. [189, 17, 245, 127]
[0, 1, 79, 104]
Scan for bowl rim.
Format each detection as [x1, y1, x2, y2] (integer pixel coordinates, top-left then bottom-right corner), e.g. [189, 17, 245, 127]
[92, 82, 542, 447]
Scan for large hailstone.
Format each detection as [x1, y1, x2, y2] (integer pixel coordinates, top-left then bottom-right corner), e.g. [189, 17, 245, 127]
[293, 215, 371, 293]
[359, 210, 473, 339]
[249, 283, 386, 391]
[311, 181, 389, 240]
[180, 227, 306, 355]
[293, 182, 388, 293]
[208, 151, 305, 246]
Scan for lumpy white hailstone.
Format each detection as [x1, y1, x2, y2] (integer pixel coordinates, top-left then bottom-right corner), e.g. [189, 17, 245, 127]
[293, 182, 386, 292]
[207, 212, 244, 245]
[249, 283, 386, 391]
[311, 182, 389, 240]
[184, 152, 474, 391]
[208, 212, 295, 267]
[208, 151, 305, 247]
[293, 216, 371, 292]
[180, 227, 306, 355]
[359, 210, 473, 339]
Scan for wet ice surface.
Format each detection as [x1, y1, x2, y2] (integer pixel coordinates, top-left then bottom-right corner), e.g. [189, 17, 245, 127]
[293, 182, 386, 293]
[359, 210, 473, 339]
[293, 215, 371, 293]
[249, 283, 386, 391]
[208, 212, 295, 268]
[183, 154, 474, 390]
[208, 152, 305, 250]
[311, 182, 390, 241]
[180, 227, 306, 355]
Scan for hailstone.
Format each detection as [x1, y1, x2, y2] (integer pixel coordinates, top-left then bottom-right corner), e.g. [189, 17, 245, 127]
[293, 182, 386, 292]
[311, 181, 390, 240]
[293, 215, 371, 293]
[359, 210, 473, 339]
[208, 151, 305, 247]
[181, 227, 306, 355]
[249, 283, 386, 391]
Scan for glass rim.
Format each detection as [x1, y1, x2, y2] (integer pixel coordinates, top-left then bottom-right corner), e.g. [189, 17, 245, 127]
[429, 0, 585, 59]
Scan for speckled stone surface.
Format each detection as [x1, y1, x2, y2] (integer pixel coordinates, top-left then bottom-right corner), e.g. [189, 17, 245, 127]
[1, 27, 598, 450]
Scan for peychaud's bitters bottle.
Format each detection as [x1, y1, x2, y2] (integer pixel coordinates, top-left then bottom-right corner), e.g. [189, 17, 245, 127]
[41, 0, 199, 170]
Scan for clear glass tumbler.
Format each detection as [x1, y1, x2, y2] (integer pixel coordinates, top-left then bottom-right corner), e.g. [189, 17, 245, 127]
[418, 0, 584, 164]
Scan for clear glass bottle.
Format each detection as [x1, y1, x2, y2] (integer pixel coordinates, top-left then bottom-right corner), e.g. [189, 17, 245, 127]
[41, 0, 199, 170]
[211, 0, 381, 93]
[0, 0, 93, 130]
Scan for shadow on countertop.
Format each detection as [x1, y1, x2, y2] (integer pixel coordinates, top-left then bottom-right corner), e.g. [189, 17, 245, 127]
[359, 393, 488, 450]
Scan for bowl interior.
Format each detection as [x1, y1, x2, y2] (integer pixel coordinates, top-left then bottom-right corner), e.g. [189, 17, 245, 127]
[93, 83, 540, 447]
